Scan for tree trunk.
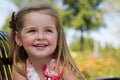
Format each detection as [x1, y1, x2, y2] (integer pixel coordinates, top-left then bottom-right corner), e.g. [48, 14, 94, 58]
[80, 30, 84, 52]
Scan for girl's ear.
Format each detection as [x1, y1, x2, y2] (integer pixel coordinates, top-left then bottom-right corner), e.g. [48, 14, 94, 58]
[15, 31, 22, 46]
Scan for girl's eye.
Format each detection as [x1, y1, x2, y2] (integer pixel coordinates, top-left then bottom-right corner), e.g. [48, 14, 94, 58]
[28, 30, 36, 33]
[46, 29, 53, 33]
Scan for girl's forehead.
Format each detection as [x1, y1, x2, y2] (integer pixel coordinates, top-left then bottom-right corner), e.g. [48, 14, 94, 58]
[23, 11, 55, 20]
[22, 12, 56, 28]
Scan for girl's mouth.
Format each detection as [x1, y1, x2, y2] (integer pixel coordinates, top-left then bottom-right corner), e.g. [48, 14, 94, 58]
[33, 44, 48, 50]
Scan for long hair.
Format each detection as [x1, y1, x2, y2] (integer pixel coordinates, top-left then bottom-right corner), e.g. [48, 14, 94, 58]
[9, 2, 84, 79]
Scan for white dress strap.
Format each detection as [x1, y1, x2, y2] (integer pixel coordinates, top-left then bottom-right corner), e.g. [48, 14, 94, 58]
[26, 59, 40, 80]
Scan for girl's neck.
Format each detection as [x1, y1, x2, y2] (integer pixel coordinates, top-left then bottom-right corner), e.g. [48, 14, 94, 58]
[29, 55, 53, 73]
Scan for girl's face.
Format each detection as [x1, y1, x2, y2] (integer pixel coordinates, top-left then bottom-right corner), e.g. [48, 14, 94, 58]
[15, 12, 58, 59]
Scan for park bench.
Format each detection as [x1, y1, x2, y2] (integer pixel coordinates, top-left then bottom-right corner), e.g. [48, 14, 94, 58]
[0, 31, 12, 80]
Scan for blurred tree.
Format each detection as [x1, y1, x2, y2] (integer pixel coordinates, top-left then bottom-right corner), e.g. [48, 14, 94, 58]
[12, 0, 54, 8]
[2, 16, 11, 32]
[69, 38, 94, 52]
[62, 0, 104, 51]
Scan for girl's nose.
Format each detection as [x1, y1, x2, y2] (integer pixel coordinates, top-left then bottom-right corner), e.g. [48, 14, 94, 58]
[36, 32, 45, 40]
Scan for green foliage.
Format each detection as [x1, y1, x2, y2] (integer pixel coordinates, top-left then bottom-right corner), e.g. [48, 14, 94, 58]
[62, 0, 104, 50]
[69, 38, 94, 51]
[55, 7, 72, 28]
[100, 44, 120, 65]
[84, 38, 94, 50]
[2, 16, 11, 32]
[69, 39, 81, 51]
[12, 0, 54, 8]
[63, 0, 104, 31]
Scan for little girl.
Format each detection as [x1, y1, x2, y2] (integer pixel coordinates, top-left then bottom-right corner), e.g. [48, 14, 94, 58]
[9, 2, 84, 80]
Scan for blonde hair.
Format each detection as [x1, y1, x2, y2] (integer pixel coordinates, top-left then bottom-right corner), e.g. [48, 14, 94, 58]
[9, 2, 84, 79]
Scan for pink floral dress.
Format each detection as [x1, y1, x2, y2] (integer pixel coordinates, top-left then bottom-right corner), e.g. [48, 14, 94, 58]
[26, 59, 65, 80]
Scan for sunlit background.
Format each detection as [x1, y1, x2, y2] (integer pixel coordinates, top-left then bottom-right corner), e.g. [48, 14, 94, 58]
[0, 0, 120, 80]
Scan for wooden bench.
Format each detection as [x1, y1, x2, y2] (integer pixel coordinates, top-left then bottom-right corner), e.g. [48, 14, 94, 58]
[0, 31, 12, 80]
